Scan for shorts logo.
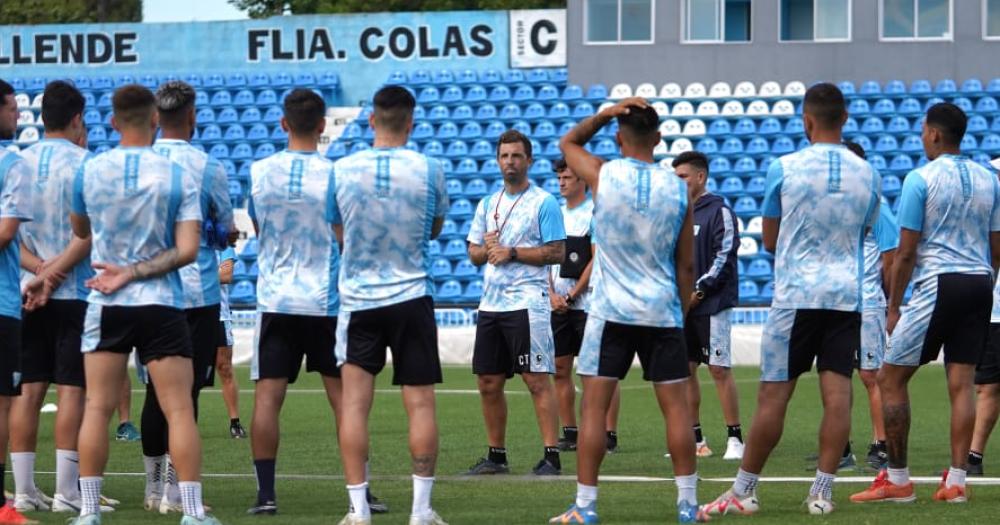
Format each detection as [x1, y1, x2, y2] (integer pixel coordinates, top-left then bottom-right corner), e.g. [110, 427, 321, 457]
[569, 252, 579, 263]
[867, 352, 874, 360]
[535, 354, 543, 363]
[715, 350, 721, 357]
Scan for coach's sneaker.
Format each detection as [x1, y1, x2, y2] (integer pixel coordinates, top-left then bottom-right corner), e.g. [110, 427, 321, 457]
[849, 470, 915, 503]
[549, 502, 598, 524]
[115, 421, 141, 442]
[866, 444, 888, 470]
[532, 458, 562, 476]
[51, 494, 115, 513]
[337, 513, 371, 525]
[677, 501, 709, 523]
[367, 490, 388, 514]
[65, 513, 99, 525]
[838, 453, 857, 471]
[606, 432, 619, 454]
[932, 470, 968, 503]
[700, 489, 759, 516]
[0, 504, 38, 525]
[246, 501, 277, 515]
[13, 490, 50, 512]
[408, 510, 448, 525]
[695, 441, 713, 458]
[230, 420, 247, 439]
[804, 494, 835, 515]
[179, 515, 223, 525]
[464, 457, 509, 475]
[722, 438, 744, 461]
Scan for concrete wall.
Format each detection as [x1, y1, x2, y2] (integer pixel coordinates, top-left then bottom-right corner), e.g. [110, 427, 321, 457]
[567, 0, 999, 88]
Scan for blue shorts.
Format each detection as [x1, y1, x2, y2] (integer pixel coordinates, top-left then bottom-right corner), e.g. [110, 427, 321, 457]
[858, 308, 886, 371]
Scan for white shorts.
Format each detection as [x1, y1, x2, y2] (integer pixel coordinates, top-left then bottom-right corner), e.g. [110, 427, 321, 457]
[859, 308, 886, 371]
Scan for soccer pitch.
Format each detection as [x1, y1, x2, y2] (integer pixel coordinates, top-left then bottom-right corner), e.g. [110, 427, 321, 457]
[21, 365, 1000, 524]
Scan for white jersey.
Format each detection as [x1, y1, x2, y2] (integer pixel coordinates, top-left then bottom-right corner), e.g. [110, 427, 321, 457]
[549, 197, 593, 311]
[0, 151, 33, 319]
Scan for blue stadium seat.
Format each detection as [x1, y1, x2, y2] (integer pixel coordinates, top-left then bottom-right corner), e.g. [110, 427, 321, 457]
[422, 140, 444, 157]
[386, 70, 407, 84]
[531, 159, 553, 176]
[465, 140, 489, 160]
[534, 121, 557, 139]
[448, 199, 473, 220]
[594, 139, 617, 156]
[461, 280, 484, 301]
[897, 98, 922, 115]
[837, 81, 855, 96]
[431, 258, 453, 279]
[210, 90, 232, 107]
[721, 138, 744, 155]
[443, 239, 467, 258]
[114, 74, 135, 88]
[867, 154, 888, 171]
[418, 87, 440, 105]
[437, 158, 453, 173]
[138, 74, 157, 89]
[695, 138, 718, 154]
[992, 117, 1000, 132]
[859, 81, 881, 96]
[861, 117, 885, 134]
[438, 219, 458, 239]
[432, 70, 454, 85]
[988, 78, 1000, 94]
[882, 175, 902, 196]
[961, 134, 979, 152]
[460, 122, 483, 140]
[841, 117, 858, 134]
[586, 84, 608, 101]
[428, 105, 450, 122]
[497, 103, 522, 120]
[537, 84, 559, 102]
[325, 142, 347, 159]
[73, 76, 92, 90]
[771, 136, 795, 154]
[451, 159, 476, 177]
[224, 125, 246, 141]
[254, 143, 276, 160]
[909, 80, 932, 96]
[528, 69, 550, 85]
[512, 120, 532, 136]
[224, 73, 246, 87]
[718, 177, 744, 196]
[480, 159, 500, 175]
[760, 281, 775, 300]
[886, 116, 910, 133]
[968, 115, 989, 133]
[455, 105, 477, 123]
[83, 109, 101, 125]
[513, 85, 536, 102]
[230, 142, 252, 160]
[463, 85, 487, 103]
[483, 121, 507, 140]
[87, 126, 107, 144]
[732, 118, 756, 136]
[746, 137, 768, 155]
[475, 104, 498, 121]
[900, 135, 922, 152]
[562, 85, 584, 101]
[733, 157, 756, 173]
[548, 102, 570, 120]
[733, 196, 759, 216]
[317, 72, 339, 87]
[195, 107, 216, 124]
[739, 280, 760, 302]
[982, 134, 1000, 153]
[705, 178, 718, 193]
[848, 99, 870, 116]
[252, 89, 276, 106]
[709, 157, 731, 174]
[464, 178, 488, 198]
[746, 258, 772, 279]
[758, 118, 781, 136]
[935, 79, 957, 95]
[208, 143, 230, 160]
[745, 176, 766, 196]
[453, 259, 478, 280]
[872, 98, 896, 115]
[874, 135, 898, 153]
[961, 78, 983, 94]
[784, 118, 804, 135]
[92, 76, 113, 90]
[569, 102, 594, 119]
[542, 177, 560, 195]
[952, 97, 974, 113]
[200, 124, 222, 141]
[974, 153, 993, 168]
[884, 80, 907, 96]
[889, 154, 914, 172]
[245, 73, 268, 88]
[108, 129, 122, 144]
[478, 69, 502, 84]
[488, 85, 511, 103]
[441, 86, 463, 104]
[455, 70, 478, 85]
[503, 70, 525, 84]
[201, 74, 222, 88]
[436, 122, 459, 140]
[412, 122, 434, 140]
[270, 73, 293, 87]
[229, 281, 256, 305]
[247, 124, 268, 142]
[708, 120, 731, 136]
[97, 92, 112, 109]
[194, 90, 209, 106]
[976, 96, 998, 113]
[341, 123, 362, 140]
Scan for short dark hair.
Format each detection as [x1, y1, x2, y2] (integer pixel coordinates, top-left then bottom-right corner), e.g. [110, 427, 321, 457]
[283, 88, 326, 134]
[372, 85, 416, 134]
[496, 129, 532, 158]
[155, 80, 197, 128]
[803, 82, 846, 128]
[553, 158, 568, 173]
[672, 151, 710, 175]
[616, 105, 659, 141]
[0, 79, 13, 107]
[41, 80, 85, 131]
[925, 102, 967, 147]
[112, 84, 156, 128]
[843, 140, 866, 160]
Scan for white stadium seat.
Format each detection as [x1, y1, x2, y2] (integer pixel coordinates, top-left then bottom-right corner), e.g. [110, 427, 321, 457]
[737, 217, 746, 232]
[738, 237, 759, 256]
[759, 81, 782, 98]
[658, 158, 675, 169]
[30, 93, 43, 109]
[15, 93, 30, 109]
[651, 101, 670, 116]
[17, 110, 34, 126]
[746, 100, 770, 116]
[634, 82, 657, 98]
[35, 113, 43, 126]
[721, 100, 745, 116]
[695, 101, 719, 116]
[17, 127, 40, 145]
[784, 81, 806, 96]
[682, 119, 706, 136]
[671, 101, 694, 117]
[733, 81, 757, 98]
[659, 82, 682, 99]
[709, 82, 732, 98]
[669, 138, 693, 155]
[772, 100, 796, 116]
[653, 140, 669, 157]
[745, 216, 763, 234]
[658, 119, 682, 136]
[684, 82, 707, 98]
[609, 83, 633, 100]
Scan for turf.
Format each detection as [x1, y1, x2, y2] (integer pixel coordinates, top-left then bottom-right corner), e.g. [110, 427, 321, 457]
[17, 365, 1000, 524]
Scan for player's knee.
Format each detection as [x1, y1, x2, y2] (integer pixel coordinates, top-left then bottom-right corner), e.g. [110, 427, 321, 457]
[477, 375, 503, 396]
[859, 370, 878, 388]
[707, 365, 730, 381]
[522, 374, 552, 396]
[217, 361, 233, 379]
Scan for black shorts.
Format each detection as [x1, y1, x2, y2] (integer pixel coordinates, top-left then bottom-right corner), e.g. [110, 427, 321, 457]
[576, 318, 689, 382]
[552, 310, 587, 358]
[21, 299, 86, 387]
[473, 308, 554, 377]
[253, 313, 339, 383]
[82, 304, 192, 365]
[0, 315, 22, 396]
[684, 309, 733, 367]
[337, 296, 441, 386]
[976, 324, 1000, 385]
[216, 320, 234, 347]
[186, 304, 220, 390]
[760, 309, 859, 382]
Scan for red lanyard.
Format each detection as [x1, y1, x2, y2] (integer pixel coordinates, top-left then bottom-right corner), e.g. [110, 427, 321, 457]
[492, 188, 527, 236]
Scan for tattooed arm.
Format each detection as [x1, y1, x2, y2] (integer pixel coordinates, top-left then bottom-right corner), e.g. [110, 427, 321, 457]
[86, 220, 200, 295]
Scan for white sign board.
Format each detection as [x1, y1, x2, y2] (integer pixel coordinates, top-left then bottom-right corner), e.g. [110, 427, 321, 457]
[509, 9, 567, 68]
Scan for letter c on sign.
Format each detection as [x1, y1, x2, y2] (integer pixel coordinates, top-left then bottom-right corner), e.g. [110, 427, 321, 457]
[530, 20, 557, 55]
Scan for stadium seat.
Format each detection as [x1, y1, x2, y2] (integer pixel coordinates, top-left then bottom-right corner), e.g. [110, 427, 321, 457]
[461, 280, 484, 301]
[760, 281, 775, 300]
[709, 82, 732, 98]
[982, 134, 1000, 153]
[669, 138, 693, 155]
[872, 98, 896, 115]
[889, 154, 914, 172]
[746, 137, 768, 155]
[683, 82, 707, 98]
[217, 108, 238, 124]
[224, 125, 246, 141]
[709, 157, 731, 174]
[428, 105, 450, 122]
[745, 176, 766, 197]
[976, 97, 998, 113]
[707, 120, 731, 136]
[733, 196, 759, 217]
[745, 100, 769, 116]
[209, 90, 232, 107]
[229, 282, 256, 305]
[488, 85, 511, 103]
[783, 81, 806, 96]
[897, 98, 922, 115]
[738, 237, 759, 256]
[900, 135, 922, 152]
[718, 177, 745, 196]
[758, 81, 781, 98]
[595, 139, 617, 156]
[739, 280, 760, 302]
[659, 82, 682, 99]
[746, 259, 772, 279]
[867, 154, 887, 171]
[784, 118, 804, 135]
[886, 116, 910, 133]
[771, 136, 795, 154]
[695, 138, 718, 154]
[436, 122, 459, 140]
[881, 175, 902, 196]
[935, 79, 957, 95]
[512, 85, 536, 102]
[757, 118, 781, 136]
[448, 199, 473, 220]
[988, 78, 1000, 94]
[696, 101, 719, 116]
[97, 92, 112, 109]
[861, 117, 885, 134]
[522, 103, 544, 120]
[418, 87, 440, 105]
[537, 84, 559, 101]
[848, 99, 870, 116]
[229, 142, 251, 160]
[960, 134, 979, 152]
[459, 122, 483, 140]
[952, 97, 974, 113]
[451, 105, 474, 122]
[909, 80, 932, 96]
[609, 83, 632, 100]
[682, 119, 706, 136]
[572, 102, 595, 119]
[733, 118, 757, 136]
[441, 86, 463, 104]
[859, 81, 881, 96]
[961, 78, 983, 94]
[658, 119, 681, 137]
[86, 126, 106, 145]
[733, 81, 756, 98]
[585, 84, 608, 101]
[882, 80, 906, 97]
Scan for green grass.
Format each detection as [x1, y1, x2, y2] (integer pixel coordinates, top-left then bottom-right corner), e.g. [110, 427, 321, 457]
[18, 365, 1000, 524]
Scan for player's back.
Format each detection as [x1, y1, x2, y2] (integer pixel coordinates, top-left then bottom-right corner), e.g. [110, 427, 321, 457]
[766, 144, 879, 311]
[153, 139, 232, 308]
[249, 150, 339, 316]
[19, 138, 93, 300]
[900, 154, 999, 281]
[75, 146, 199, 307]
[589, 158, 687, 328]
[333, 147, 446, 311]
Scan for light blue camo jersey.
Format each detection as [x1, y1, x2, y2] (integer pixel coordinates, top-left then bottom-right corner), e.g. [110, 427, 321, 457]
[762, 143, 880, 312]
[153, 139, 233, 309]
[249, 150, 339, 316]
[587, 158, 687, 328]
[467, 183, 566, 312]
[218, 247, 236, 322]
[332, 147, 447, 312]
[549, 197, 594, 311]
[18, 139, 93, 300]
[72, 147, 200, 307]
[896, 154, 1000, 284]
[0, 151, 33, 319]
[862, 198, 900, 310]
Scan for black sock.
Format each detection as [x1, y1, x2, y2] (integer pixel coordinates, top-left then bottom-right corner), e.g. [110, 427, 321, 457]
[606, 430, 618, 448]
[875, 440, 887, 452]
[727, 425, 743, 442]
[545, 446, 561, 468]
[231, 418, 241, 426]
[842, 441, 852, 458]
[253, 459, 276, 504]
[693, 424, 704, 444]
[488, 446, 507, 465]
[562, 426, 578, 442]
[969, 450, 984, 466]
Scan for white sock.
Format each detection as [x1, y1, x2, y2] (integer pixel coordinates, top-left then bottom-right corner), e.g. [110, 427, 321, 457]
[809, 470, 835, 500]
[143, 455, 165, 499]
[163, 455, 180, 504]
[676, 473, 698, 506]
[575, 483, 597, 508]
[887, 467, 909, 486]
[80, 476, 102, 516]
[733, 468, 759, 496]
[56, 449, 81, 500]
[946, 466, 967, 488]
[11, 452, 36, 496]
[178, 481, 206, 519]
[412, 475, 434, 517]
[348, 482, 370, 518]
